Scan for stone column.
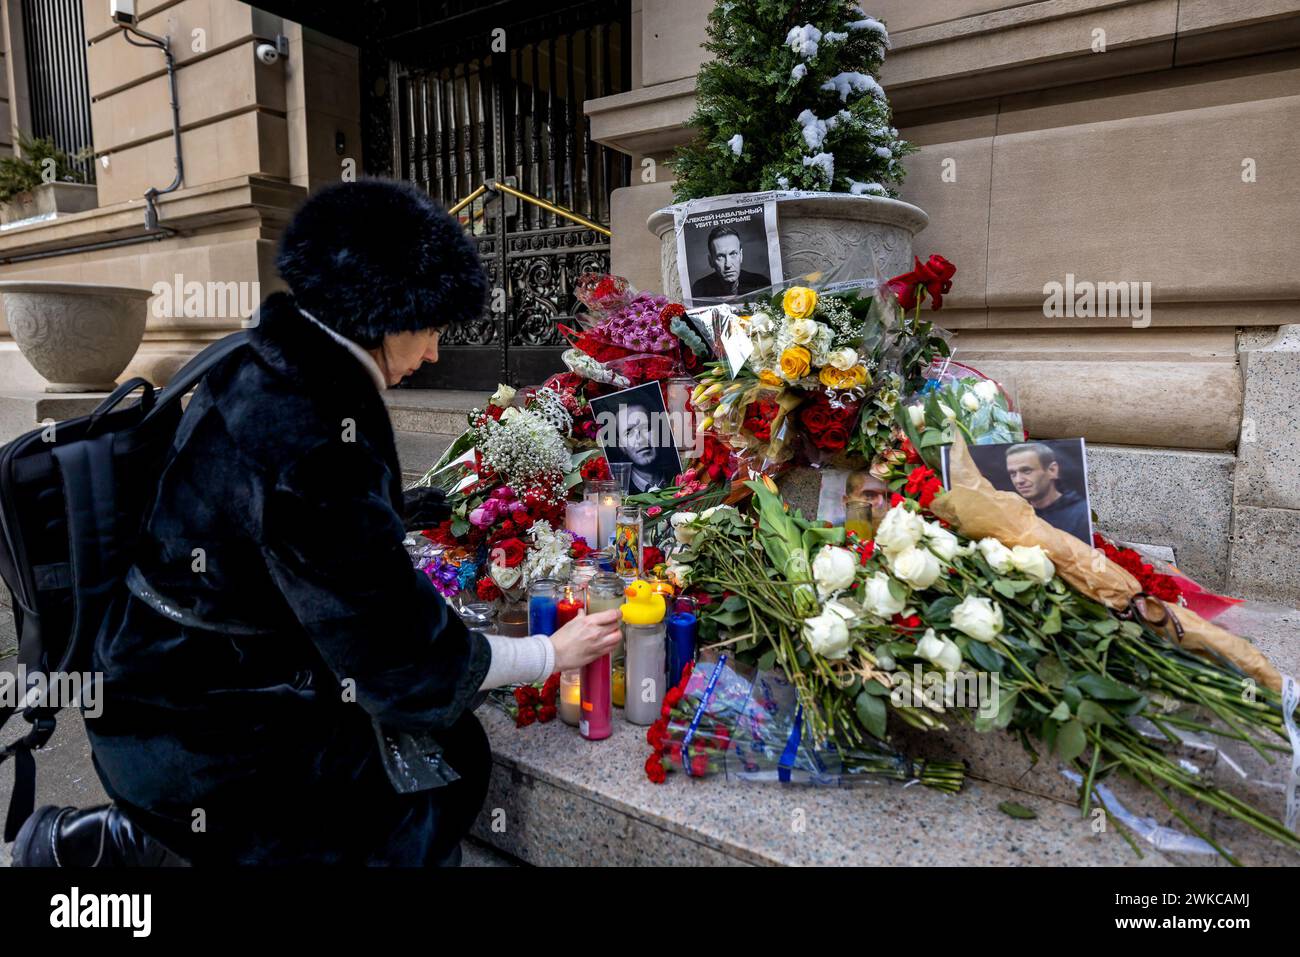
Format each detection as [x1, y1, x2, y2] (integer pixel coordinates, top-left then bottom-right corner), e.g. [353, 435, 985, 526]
[1229, 325, 1300, 601]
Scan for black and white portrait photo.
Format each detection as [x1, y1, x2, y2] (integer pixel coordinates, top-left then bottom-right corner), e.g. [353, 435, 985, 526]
[588, 382, 684, 494]
[675, 196, 782, 306]
[943, 438, 1094, 544]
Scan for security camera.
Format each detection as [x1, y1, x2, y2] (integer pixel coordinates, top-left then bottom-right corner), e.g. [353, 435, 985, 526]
[110, 0, 136, 26]
[255, 42, 280, 65]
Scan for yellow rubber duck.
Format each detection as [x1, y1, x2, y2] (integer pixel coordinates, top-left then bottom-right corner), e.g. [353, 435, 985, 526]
[622, 580, 666, 626]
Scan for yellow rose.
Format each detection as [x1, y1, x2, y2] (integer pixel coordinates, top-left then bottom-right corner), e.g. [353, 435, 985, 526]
[782, 286, 818, 319]
[819, 364, 870, 390]
[758, 369, 784, 387]
[779, 346, 812, 381]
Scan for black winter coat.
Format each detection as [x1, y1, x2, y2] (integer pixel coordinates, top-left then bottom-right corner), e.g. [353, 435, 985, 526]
[85, 292, 492, 865]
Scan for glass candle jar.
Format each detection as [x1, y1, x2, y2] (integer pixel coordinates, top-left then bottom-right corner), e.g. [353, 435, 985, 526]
[623, 620, 667, 726]
[613, 504, 643, 579]
[580, 571, 625, 740]
[556, 583, 585, 629]
[586, 480, 621, 551]
[527, 579, 562, 636]
[558, 670, 582, 726]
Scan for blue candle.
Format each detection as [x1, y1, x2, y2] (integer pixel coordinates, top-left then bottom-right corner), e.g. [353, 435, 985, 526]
[528, 594, 558, 636]
[666, 610, 698, 686]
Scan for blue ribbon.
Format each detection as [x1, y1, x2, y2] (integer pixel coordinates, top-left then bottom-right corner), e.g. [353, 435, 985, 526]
[778, 705, 804, 783]
[682, 654, 727, 777]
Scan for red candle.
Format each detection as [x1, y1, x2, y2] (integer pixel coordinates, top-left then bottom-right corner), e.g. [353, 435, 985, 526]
[556, 585, 584, 628]
[556, 597, 582, 628]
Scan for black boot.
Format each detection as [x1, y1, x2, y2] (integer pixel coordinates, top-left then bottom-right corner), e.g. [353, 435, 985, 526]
[11, 804, 189, 867]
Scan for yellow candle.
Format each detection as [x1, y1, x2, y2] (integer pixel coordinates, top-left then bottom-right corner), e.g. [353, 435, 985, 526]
[612, 663, 626, 708]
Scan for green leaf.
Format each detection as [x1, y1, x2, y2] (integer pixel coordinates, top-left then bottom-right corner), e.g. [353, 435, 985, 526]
[1041, 605, 1062, 636]
[993, 579, 1018, 600]
[862, 679, 892, 698]
[855, 690, 888, 740]
[1055, 720, 1087, 763]
[1035, 657, 1067, 688]
[1075, 700, 1118, 727]
[1049, 701, 1070, 721]
[1090, 618, 1119, 637]
[966, 639, 1003, 672]
[997, 801, 1038, 820]
[757, 649, 776, 671]
[925, 595, 961, 623]
[721, 595, 747, 613]
[1074, 673, 1142, 701]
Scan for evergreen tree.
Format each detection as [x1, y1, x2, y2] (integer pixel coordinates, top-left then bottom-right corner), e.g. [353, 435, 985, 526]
[671, 1, 913, 202]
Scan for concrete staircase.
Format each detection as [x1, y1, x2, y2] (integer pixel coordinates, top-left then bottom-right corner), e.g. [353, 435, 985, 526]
[384, 389, 489, 483]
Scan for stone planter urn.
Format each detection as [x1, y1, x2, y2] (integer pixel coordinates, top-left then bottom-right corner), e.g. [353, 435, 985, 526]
[0, 182, 97, 227]
[0, 281, 152, 392]
[648, 191, 929, 301]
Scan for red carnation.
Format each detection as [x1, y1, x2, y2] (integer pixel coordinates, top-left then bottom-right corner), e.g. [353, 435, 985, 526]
[537, 704, 557, 723]
[516, 706, 537, 728]
[689, 753, 710, 777]
[643, 546, 665, 571]
[476, 577, 502, 602]
[645, 752, 668, 784]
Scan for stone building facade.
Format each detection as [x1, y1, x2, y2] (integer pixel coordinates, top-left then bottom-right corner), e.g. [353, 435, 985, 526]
[591, 0, 1300, 602]
[0, 0, 1296, 602]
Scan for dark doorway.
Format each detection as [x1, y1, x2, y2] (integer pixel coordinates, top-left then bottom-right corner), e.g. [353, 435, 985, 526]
[384, 1, 633, 390]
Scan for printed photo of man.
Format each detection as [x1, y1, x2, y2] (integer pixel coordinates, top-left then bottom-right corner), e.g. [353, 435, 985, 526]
[1004, 441, 1092, 542]
[588, 383, 684, 495]
[690, 224, 770, 301]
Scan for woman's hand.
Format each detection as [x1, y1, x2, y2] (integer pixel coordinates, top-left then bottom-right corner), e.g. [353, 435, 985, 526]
[550, 609, 622, 672]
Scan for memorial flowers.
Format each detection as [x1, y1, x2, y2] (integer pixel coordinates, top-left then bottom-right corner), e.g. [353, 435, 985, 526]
[663, 480, 1300, 862]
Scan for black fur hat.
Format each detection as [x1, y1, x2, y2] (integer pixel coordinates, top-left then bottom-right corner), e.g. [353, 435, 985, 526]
[276, 179, 487, 348]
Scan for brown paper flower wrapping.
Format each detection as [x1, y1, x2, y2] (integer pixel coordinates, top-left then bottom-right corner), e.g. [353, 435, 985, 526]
[930, 433, 1282, 692]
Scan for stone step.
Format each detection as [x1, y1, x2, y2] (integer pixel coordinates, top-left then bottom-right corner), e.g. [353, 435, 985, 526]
[471, 702, 1294, 866]
[394, 428, 458, 483]
[0, 392, 107, 445]
[384, 389, 489, 436]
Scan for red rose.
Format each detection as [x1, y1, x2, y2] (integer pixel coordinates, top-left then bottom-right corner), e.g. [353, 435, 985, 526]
[570, 537, 593, 559]
[800, 402, 832, 434]
[892, 612, 922, 631]
[476, 577, 502, 602]
[537, 704, 557, 723]
[512, 509, 534, 530]
[818, 426, 849, 452]
[496, 537, 526, 568]
[516, 706, 537, 728]
[645, 752, 668, 784]
[643, 546, 665, 571]
[887, 255, 957, 311]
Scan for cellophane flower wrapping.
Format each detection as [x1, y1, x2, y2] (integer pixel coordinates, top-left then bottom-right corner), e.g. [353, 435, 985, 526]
[658, 657, 942, 786]
[897, 360, 1025, 471]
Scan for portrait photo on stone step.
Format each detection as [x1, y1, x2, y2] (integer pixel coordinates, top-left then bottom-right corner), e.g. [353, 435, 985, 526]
[675, 195, 783, 307]
[942, 438, 1094, 545]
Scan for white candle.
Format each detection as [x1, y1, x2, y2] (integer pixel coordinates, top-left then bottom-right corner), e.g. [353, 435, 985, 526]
[559, 670, 582, 726]
[565, 500, 598, 550]
[596, 492, 620, 550]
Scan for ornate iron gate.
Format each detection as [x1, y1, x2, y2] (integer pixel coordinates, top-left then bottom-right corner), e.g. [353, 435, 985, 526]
[392, 4, 632, 390]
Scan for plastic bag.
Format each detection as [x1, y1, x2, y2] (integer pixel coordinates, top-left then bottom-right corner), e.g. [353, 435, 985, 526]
[656, 656, 965, 790]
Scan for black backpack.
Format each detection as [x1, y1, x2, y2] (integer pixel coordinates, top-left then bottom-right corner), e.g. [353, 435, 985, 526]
[0, 331, 249, 840]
